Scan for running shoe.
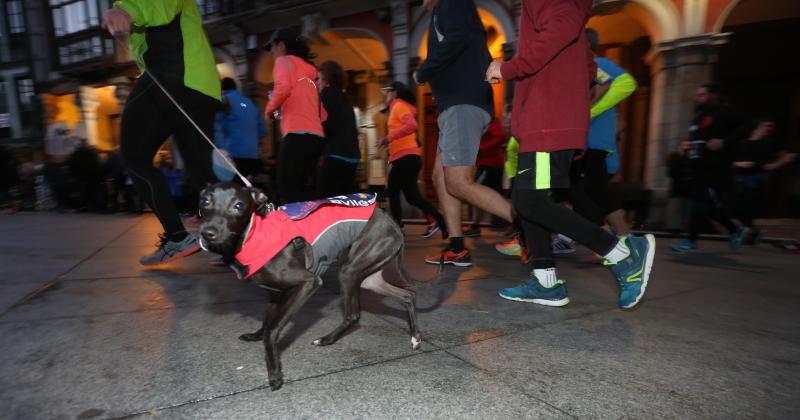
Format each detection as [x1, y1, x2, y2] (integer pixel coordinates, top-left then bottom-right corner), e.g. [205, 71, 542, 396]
[424, 248, 472, 267]
[421, 220, 441, 239]
[140, 234, 200, 266]
[729, 226, 751, 251]
[499, 277, 570, 307]
[551, 236, 576, 254]
[462, 225, 481, 238]
[605, 235, 656, 309]
[671, 239, 697, 252]
[496, 237, 521, 256]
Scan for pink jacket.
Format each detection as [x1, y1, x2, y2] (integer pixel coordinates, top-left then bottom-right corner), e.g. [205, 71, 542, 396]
[265, 55, 324, 138]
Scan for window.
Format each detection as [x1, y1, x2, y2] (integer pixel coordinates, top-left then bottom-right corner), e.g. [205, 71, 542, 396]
[6, 0, 26, 34]
[16, 78, 35, 108]
[50, 0, 110, 37]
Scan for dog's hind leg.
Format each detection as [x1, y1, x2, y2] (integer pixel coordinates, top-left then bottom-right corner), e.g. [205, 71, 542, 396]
[361, 270, 422, 350]
[312, 264, 364, 346]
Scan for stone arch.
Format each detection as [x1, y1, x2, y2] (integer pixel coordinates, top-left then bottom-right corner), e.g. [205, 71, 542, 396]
[409, 1, 515, 59]
[711, 0, 740, 33]
[593, 0, 681, 42]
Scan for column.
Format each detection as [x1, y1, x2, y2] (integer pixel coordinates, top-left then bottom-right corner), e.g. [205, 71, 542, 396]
[643, 33, 730, 223]
[390, 0, 410, 84]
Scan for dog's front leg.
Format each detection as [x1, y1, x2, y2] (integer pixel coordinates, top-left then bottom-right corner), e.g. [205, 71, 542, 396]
[263, 273, 322, 391]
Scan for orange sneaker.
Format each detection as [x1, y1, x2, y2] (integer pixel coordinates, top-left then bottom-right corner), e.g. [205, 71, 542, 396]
[424, 248, 472, 267]
[495, 237, 522, 256]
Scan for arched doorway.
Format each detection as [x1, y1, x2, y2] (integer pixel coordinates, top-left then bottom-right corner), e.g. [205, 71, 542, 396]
[714, 0, 800, 216]
[411, 6, 512, 198]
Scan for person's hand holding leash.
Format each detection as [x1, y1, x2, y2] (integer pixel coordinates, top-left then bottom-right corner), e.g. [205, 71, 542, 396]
[486, 61, 503, 84]
[102, 8, 132, 35]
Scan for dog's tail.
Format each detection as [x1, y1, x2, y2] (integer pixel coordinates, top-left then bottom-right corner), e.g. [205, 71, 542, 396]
[396, 242, 443, 287]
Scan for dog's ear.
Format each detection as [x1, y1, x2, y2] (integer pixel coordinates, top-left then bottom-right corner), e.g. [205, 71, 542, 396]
[250, 188, 273, 217]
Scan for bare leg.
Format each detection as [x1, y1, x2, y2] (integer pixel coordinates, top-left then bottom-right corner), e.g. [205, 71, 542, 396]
[432, 153, 465, 237]
[443, 165, 513, 224]
[606, 209, 630, 236]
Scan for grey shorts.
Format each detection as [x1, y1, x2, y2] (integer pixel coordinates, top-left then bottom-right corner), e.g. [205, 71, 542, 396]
[437, 104, 492, 167]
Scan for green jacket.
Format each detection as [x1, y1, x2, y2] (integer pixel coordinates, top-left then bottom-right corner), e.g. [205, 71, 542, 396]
[115, 0, 220, 100]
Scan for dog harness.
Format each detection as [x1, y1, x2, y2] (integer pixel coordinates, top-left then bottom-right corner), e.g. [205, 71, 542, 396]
[232, 194, 377, 279]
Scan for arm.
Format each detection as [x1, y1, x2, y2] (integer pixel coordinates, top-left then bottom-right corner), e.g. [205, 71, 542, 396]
[265, 57, 294, 115]
[501, 2, 586, 80]
[113, 0, 182, 27]
[763, 151, 797, 171]
[387, 112, 418, 141]
[591, 72, 637, 118]
[415, 2, 476, 83]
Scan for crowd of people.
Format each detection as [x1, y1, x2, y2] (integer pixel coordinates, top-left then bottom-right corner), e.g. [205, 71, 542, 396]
[666, 83, 796, 251]
[1, 0, 796, 308]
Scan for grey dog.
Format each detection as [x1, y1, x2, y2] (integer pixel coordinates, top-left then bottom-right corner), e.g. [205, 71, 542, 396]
[197, 182, 421, 391]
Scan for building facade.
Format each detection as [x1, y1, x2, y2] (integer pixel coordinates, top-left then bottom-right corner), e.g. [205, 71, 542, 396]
[15, 0, 800, 219]
[0, 0, 42, 149]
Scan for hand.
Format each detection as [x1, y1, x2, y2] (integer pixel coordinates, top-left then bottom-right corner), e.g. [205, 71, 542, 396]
[379, 138, 389, 147]
[102, 8, 132, 35]
[413, 71, 423, 86]
[264, 110, 275, 121]
[486, 61, 503, 84]
[733, 161, 755, 169]
[706, 138, 724, 151]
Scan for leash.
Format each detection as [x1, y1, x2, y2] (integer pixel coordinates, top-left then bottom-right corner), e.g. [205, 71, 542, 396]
[113, 33, 253, 188]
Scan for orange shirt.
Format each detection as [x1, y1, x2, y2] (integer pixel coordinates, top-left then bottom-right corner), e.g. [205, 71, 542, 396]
[386, 99, 421, 162]
[265, 55, 324, 138]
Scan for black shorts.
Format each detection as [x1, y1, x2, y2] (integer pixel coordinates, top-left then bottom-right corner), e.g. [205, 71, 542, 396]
[512, 150, 575, 191]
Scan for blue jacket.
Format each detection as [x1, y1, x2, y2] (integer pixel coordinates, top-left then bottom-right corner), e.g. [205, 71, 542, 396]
[588, 57, 636, 174]
[214, 90, 267, 159]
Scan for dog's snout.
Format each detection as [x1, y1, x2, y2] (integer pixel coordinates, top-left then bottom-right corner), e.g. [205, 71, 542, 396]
[201, 226, 218, 241]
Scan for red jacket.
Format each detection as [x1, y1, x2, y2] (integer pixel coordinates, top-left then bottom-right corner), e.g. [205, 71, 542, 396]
[476, 118, 507, 168]
[501, 0, 595, 153]
[265, 55, 324, 138]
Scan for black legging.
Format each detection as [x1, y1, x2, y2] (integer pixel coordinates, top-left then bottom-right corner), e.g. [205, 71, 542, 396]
[277, 133, 324, 204]
[688, 185, 738, 241]
[512, 183, 617, 269]
[318, 157, 357, 198]
[387, 154, 444, 227]
[570, 149, 621, 226]
[120, 75, 219, 240]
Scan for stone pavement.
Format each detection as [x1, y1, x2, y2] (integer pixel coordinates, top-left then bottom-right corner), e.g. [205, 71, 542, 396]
[0, 212, 798, 419]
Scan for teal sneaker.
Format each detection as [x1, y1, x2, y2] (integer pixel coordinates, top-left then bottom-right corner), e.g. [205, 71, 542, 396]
[498, 277, 570, 307]
[729, 226, 750, 251]
[671, 239, 697, 252]
[606, 234, 655, 309]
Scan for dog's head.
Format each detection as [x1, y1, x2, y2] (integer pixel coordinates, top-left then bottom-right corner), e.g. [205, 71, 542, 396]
[198, 182, 271, 257]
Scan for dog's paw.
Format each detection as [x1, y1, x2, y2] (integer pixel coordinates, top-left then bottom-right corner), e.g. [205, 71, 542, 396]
[411, 335, 422, 350]
[239, 332, 263, 342]
[312, 337, 333, 346]
[268, 377, 284, 391]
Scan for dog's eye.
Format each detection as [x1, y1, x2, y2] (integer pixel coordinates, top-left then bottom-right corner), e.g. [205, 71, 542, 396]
[200, 197, 210, 207]
[234, 202, 243, 211]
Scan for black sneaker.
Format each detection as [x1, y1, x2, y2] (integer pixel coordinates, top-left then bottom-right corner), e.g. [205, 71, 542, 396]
[139, 234, 200, 266]
[422, 220, 442, 239]
[462, 225, 481, 238]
